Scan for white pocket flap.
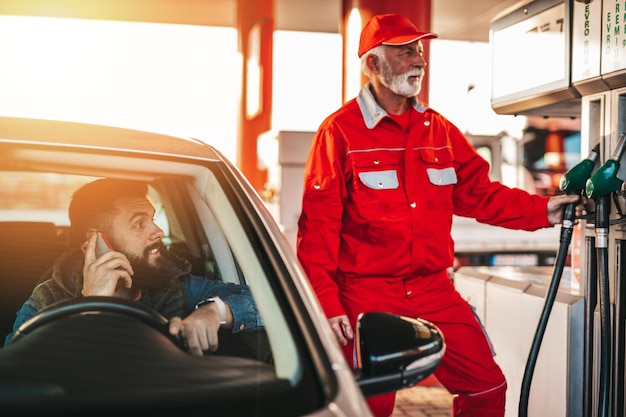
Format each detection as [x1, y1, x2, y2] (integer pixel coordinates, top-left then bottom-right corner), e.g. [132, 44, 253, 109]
[426, 167, 457, 186]
[358, 170, 399, 190]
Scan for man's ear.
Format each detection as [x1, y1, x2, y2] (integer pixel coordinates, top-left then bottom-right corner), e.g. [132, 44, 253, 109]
[367, 55, 380, 73]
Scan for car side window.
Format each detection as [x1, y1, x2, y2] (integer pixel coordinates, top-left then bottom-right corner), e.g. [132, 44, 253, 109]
[147, 186, 171, 247]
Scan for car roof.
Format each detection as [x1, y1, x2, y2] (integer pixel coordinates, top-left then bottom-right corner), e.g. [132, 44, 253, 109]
[0, 116, 221, 160]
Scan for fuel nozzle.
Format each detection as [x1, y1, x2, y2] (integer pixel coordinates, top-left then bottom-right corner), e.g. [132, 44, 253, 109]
[555, 141, 601, 231]
[560, 141, 600, 194]
[586, 133, 626, 199]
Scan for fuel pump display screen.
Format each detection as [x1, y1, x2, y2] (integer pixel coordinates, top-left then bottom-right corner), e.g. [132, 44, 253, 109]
[490, 0, 572, 113]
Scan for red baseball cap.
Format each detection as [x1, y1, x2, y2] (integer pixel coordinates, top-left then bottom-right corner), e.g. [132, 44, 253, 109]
[358, 14, 437, 57]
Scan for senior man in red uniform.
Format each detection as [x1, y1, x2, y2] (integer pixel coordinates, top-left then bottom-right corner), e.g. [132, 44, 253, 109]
[296, 13, 582, 417]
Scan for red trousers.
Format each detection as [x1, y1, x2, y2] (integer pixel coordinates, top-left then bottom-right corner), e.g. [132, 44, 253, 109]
[338, 271, 506, 417]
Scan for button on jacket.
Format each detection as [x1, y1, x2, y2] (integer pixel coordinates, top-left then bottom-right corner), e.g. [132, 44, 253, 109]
[296, 84, 551, 319]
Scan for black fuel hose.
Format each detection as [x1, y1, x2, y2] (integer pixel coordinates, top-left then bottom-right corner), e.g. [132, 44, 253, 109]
[596, 194, 612, 417]
[518, 200, 576, 417]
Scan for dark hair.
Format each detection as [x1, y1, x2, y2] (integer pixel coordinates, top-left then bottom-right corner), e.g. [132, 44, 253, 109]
[68, 178, 149, 244]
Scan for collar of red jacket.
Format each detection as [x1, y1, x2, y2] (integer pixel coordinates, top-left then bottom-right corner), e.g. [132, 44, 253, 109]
[356, 84, 429, 129]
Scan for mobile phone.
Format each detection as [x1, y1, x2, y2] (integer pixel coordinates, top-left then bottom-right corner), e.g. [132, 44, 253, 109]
[95, 231, 114, 258]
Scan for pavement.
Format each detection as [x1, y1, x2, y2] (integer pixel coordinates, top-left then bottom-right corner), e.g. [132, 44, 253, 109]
[392, 375, 453, 417]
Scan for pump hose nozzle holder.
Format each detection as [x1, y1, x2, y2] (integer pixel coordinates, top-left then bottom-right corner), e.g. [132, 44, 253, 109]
[579, 133, 626, 417]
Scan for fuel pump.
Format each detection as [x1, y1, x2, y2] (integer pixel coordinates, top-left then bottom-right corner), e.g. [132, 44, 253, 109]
[585, 133, 626, 417]
[518, 142, 600, 417]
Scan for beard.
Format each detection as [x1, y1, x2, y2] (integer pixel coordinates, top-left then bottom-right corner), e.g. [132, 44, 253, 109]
[380, 59, 422, 97]
[122, 242, 180, 295]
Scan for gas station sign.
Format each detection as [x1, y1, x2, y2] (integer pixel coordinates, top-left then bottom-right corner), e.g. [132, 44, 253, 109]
[602, 0, 626, 85]
[572, 0, 603, 83]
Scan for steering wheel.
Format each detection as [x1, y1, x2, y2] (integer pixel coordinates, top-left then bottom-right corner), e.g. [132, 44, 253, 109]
[9, 296, 184, 349]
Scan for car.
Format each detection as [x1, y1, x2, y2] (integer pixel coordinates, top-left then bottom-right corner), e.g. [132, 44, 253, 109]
[0, 116, 445, 416]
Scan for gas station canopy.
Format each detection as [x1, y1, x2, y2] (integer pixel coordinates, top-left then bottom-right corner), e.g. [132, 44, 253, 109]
[0, 0, 523, 41]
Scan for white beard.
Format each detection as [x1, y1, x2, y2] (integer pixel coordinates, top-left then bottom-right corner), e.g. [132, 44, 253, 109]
[380, 60, 422, 97]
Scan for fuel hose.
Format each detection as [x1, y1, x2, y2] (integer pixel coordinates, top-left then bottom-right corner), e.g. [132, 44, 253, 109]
[518, 199, 576, 417]
[518, 142, 600, 417]
[595, 194, 612, 417]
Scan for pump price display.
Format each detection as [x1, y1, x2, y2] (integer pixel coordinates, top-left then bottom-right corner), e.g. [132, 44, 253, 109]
[602, 0, 626, 73]
[491, 2, 567, 102]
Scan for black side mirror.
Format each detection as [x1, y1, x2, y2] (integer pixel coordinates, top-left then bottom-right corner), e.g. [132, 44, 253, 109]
[355, 312, 445, 397]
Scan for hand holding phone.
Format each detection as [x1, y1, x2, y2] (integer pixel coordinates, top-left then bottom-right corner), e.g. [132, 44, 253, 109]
[82, 231, 133, 297]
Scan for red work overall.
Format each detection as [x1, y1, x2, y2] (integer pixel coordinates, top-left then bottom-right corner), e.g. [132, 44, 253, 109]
[297, 84, 550, 417]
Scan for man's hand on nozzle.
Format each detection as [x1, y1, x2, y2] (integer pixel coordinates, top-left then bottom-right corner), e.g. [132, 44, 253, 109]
[547, 194, 587, 225]
[329, 315, 353, 346]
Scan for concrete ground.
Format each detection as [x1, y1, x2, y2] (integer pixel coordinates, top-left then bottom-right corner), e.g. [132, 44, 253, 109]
[392, 385, 453, 417]
[392, 376, 453, 417]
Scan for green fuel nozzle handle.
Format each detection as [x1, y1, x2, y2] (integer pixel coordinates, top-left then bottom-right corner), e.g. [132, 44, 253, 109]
[586, 133, 626, 199]
[557, 141, 600, 230]
[559, 142, 600, 194]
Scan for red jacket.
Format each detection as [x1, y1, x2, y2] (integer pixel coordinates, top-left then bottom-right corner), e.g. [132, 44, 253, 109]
[296, 85, 550, 319]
